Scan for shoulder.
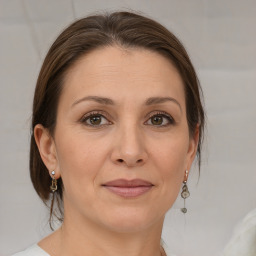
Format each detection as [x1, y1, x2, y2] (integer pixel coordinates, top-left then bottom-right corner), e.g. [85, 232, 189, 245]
[12, 244, 50, 256]
[162, 243, 178, 256]
[222, 208, 256, 256]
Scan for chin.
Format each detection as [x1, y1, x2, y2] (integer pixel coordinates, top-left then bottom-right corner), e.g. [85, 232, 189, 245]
[96, 207, 163, 233]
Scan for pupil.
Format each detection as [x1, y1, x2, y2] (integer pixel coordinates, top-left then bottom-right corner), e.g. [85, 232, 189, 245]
[90, 116, 101, 125]
[152, 116, 163, 125]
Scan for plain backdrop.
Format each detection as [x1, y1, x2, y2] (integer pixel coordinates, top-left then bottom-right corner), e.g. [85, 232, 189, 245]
[0, 0, 256, 256]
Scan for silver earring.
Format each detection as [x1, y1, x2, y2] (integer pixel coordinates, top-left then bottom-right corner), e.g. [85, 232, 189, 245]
[181, 170, 190, 213]
[50, 170, 58, 193]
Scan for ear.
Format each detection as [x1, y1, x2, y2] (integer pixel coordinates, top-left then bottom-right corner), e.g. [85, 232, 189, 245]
[34, 124, 60, 179]
[186, 124, 200, 172]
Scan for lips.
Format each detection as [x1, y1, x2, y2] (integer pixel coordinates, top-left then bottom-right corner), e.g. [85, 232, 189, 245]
[102, 179, 154, 198]
[103, 179, 153, 187]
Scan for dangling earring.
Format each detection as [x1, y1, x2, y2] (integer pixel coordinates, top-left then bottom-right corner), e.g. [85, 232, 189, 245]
[181, 170, 190, 213]
[50, 170, 58, 193]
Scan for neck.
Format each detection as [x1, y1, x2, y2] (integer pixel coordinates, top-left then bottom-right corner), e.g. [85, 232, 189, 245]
[52, 210, 165, 256]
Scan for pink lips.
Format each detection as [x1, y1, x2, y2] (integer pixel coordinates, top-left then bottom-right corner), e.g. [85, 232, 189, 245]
[102, 179, 154, 198]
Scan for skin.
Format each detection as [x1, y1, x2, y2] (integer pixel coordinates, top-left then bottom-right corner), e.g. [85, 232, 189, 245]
[34, 46, 199, 256]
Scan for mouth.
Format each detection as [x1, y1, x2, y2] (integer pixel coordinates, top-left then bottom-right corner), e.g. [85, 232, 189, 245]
[102, 179, 154, 198]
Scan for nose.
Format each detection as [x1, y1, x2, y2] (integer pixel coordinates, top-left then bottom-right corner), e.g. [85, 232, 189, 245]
[110, 123, 148, 168]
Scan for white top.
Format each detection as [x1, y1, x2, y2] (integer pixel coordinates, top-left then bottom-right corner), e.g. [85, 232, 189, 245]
[222, 208, 256, 256]
[12, 243, 176, 256]
[12, 244, 50, 256]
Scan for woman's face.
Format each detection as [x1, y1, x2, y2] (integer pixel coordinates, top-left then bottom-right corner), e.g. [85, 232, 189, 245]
[39, 46, 198, 233]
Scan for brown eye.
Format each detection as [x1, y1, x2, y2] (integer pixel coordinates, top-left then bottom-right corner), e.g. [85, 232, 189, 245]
[81, 112, 111, 127]
[145, 112, 174, 127]
[89, 115, 102, 125]
[151, 116, 163, 125]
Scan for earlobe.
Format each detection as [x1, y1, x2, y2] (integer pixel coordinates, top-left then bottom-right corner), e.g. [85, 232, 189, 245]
[34, 124, 59, 177]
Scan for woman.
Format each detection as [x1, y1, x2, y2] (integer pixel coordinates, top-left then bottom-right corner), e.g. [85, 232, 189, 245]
[13, 11, 205, 256]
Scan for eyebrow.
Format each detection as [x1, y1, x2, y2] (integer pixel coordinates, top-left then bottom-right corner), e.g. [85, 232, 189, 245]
[72, 96, 182, 111]
[72, 96, 114, 107]
[145, 97, 181, 109]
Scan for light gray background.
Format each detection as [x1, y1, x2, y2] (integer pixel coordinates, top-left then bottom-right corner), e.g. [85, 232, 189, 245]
[0, 0, 256, 255]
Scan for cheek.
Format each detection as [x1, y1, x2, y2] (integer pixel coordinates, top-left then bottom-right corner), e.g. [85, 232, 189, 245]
[55, 131, 108, 198]
[152, 134, 189, 175]
[149, 133, 189, 204]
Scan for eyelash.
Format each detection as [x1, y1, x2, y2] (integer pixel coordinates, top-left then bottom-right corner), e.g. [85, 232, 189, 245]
[80, 110, 175, 128]
[146, 111, 175, 127]
[80, 110, 112, 127]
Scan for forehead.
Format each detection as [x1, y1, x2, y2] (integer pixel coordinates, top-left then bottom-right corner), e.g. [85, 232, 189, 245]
[61, 46, 185, 107]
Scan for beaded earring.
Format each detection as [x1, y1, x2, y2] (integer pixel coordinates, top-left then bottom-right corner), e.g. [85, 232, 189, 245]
[50, 170, 58, 193]
[181, 170, 190, 213]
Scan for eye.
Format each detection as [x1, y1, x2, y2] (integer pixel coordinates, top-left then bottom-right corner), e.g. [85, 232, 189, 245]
[80, 111, 112, 127]
[145, 111, 175, 127]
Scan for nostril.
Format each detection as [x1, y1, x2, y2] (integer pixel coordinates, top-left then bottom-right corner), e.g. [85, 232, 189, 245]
[115, 158, 144, 166]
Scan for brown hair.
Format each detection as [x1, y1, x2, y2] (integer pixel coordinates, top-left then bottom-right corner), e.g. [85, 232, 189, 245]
[30, 11, 205, 225]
